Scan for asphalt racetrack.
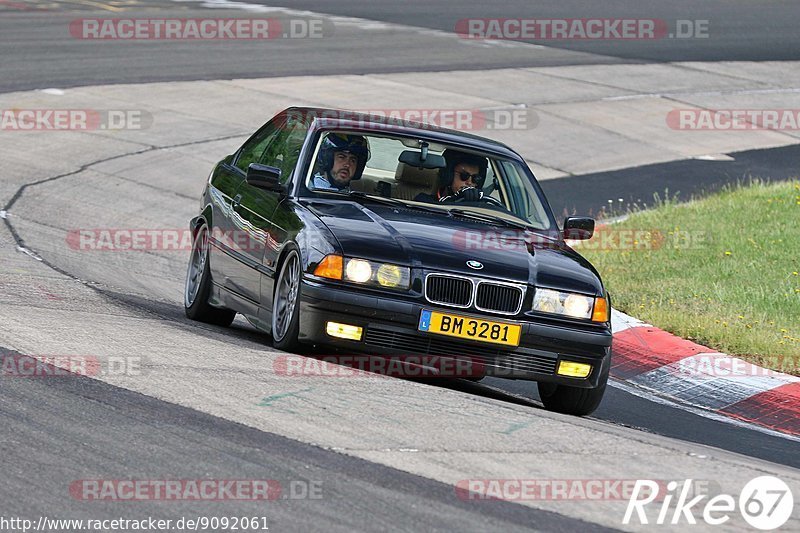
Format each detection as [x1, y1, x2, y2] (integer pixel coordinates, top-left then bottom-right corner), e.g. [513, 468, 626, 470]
[1, 1, 799, 531]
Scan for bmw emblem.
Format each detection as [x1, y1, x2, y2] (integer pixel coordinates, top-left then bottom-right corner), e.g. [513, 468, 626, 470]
[466, 260, 484, 270]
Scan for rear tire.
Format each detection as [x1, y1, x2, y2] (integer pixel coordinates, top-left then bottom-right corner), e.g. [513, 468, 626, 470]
[538, 368, 608, 416]
[184, 224, 236, 327]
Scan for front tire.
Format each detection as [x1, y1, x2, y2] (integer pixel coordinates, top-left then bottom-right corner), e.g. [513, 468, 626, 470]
[272, 248, 302, 351]
[538, 368, 608, 416]
[184, 224, 236, 327]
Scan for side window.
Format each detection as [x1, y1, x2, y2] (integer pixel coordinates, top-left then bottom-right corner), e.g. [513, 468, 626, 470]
[258, 117, 309, 185]
[485, 162, 506, 204]
[499, 160, 550, 229]
[234, 118, 284, 173]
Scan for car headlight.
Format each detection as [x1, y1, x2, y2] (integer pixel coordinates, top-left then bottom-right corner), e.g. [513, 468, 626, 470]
[345, 258, 373, 283]
[533, 288, 608, 322]
[314, 254, 410, 290]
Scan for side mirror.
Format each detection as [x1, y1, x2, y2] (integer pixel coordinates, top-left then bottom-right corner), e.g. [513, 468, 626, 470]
[246, 163, 284, 193]
[563, 216, 594, 240]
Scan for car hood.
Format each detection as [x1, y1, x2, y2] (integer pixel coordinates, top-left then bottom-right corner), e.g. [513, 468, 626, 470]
[307, 201, 603, 295]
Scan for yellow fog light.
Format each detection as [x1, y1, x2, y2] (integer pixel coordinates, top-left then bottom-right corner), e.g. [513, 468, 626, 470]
[326, 322, 363, 341]
[376, 263, 410, 288]
[376, 263, 401, 287]
[557, 360, 592, 378]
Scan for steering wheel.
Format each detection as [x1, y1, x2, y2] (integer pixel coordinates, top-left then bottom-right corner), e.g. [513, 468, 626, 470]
[479, 195, 505, 208]
[450, 193, 505, 208]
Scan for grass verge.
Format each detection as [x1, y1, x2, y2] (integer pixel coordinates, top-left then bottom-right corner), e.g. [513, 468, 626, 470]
[578, 179, 800, 374]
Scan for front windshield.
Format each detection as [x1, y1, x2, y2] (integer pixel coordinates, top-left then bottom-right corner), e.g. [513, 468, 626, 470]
[304, 130, 554, 230]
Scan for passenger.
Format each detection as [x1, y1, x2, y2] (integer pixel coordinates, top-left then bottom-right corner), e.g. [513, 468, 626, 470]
[415, 150, 487, 203]
[311, 133, 371, 192]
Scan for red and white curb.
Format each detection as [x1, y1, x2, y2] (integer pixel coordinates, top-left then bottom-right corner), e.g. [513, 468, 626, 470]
[610, 309, 800, 440]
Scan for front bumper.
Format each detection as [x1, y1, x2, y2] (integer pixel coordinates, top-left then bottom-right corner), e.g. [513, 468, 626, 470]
[298, 279, 612, 387]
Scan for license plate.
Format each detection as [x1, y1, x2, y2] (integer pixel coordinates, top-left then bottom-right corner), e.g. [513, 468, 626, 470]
[418, 309, 521, 347]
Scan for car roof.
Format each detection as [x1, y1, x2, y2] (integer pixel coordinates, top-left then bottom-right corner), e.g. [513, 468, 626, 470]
[283, 106, 524, 161]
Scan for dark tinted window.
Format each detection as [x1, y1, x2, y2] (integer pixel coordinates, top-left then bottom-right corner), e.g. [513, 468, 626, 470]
[234, 118, 284, 173]
[258, 117, 309, 185]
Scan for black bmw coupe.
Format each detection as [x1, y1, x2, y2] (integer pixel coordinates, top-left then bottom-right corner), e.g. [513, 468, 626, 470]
[185, 107, 612, 415]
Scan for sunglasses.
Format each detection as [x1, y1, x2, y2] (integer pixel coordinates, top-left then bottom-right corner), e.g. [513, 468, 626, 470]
[456, 170, 481, 182]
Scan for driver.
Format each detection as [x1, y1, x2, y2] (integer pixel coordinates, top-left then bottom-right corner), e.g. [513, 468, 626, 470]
[311, 133, 371, 192]
[416, 150, 487, 203]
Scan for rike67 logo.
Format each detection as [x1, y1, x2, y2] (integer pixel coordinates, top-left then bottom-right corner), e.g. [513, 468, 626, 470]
[624, 476, 794, 530]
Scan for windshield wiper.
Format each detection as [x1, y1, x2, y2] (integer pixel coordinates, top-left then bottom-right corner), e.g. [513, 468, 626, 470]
[449, 208, 532, 231]
[311, 189, 399, 205]
[346, 190, 407, 207]
[344, 191, 450, 216]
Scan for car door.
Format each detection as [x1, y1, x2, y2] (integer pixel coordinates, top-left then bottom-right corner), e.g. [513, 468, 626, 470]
[231, 114, 309, 308]
[209, 117, 283, 301]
